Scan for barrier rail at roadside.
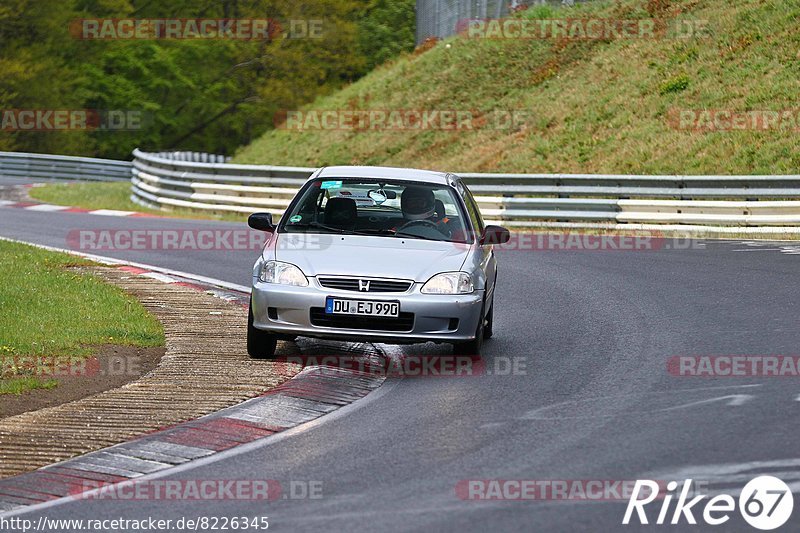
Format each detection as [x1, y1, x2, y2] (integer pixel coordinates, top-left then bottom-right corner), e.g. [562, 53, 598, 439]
[131, 149, 800, 228]
[0, 151, 131, 182]
[131, 149, 313, 216]
[3, 149, 799, 229]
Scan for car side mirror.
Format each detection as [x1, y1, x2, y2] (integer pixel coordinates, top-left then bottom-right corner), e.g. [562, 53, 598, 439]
[248, 212, 275, 232]
[479, 225, 510, 245]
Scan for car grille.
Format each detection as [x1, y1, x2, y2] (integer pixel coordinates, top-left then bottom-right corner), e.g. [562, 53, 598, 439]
[310, 308, 415, 332]
[317, 277, 413, 293]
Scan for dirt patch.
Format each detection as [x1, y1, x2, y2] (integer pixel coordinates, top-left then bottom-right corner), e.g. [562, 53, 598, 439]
[0, 345, 165, 419]
[0, 184, 32, 202]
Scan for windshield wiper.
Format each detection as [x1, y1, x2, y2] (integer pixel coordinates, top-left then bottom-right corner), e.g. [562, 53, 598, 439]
[287, 221, 441, 241]
[394, 230, 443, 241]
[353, 228, 397, 235]
[351, 227, 431, 240]
[285, 221, 351, 234]
[286, 221, 384, 237]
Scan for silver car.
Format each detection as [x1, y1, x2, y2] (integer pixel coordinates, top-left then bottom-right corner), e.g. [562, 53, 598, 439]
[247, 166, 509, 358]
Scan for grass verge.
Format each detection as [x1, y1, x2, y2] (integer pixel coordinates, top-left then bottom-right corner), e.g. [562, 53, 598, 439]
[28, 182, 248, 223]
[0, 240, 164, 395]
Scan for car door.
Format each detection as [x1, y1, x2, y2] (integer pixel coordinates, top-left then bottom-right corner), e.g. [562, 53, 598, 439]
[455, 179, 497, 303]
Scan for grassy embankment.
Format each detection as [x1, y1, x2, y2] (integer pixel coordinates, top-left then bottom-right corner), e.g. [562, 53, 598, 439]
[234, 0, 799, 174]
[29, 0, 799, 220]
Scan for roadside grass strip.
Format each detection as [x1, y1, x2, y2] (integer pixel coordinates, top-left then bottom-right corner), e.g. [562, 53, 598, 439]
[28, 182, 246, 222]
[0, 240, 164, 394]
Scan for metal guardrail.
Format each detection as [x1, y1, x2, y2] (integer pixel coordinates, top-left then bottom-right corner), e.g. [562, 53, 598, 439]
[148, 151, 232, 164]
[131, 149, 800, 227]
[2, 149, 798, 228]
[0, 151, 131, 182]
[131, 149, 312, 215]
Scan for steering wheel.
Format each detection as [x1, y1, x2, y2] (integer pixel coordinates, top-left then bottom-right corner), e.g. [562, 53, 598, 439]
[397, 219, 441, 233]
[396, 219, 452, 239]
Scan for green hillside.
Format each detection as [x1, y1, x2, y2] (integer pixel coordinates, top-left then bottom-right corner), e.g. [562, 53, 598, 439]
[234, 0, 800, 174]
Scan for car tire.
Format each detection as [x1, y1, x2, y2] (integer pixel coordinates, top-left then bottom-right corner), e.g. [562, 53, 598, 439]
[484, 271, 497, 339]
[483, 298, 494, 340]
[453, 300, 485, 356]
[248, 304, 277, 359]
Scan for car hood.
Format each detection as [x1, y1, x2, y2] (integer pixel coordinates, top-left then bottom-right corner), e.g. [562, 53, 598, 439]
[271, 233, 470, 282]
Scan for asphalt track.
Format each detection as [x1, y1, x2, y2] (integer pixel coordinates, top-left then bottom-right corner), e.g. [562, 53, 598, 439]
[2, 183, 800, 532]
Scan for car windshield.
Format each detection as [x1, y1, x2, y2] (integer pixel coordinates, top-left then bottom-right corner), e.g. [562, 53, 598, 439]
[280, 178, 472, 243]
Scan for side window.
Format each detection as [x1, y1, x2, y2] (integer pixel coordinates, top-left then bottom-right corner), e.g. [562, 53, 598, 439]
[461, 184, 484, 234]
[433, 190, 458, 216]
[301, 188, 325, 213]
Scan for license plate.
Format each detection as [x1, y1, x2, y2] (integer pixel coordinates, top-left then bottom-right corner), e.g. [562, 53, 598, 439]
[325, 297, 399, 317]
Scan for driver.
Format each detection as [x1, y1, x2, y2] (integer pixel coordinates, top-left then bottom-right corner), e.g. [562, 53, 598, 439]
[398, 186, 451, 237]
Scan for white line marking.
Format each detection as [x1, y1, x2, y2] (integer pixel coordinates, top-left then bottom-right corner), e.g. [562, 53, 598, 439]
[24, 204, 70, 212]
[521, 385, 762, 420]
[88, 209, 136, 217]
[659, 394, 753, 411]
[692, 471, 800, 484]
[645, 458, 800, 480]
[0, 200, 16, 206]
[0, 236, 250, 293]
[796, 394, 800, 402]
[667, 384, 763, 392]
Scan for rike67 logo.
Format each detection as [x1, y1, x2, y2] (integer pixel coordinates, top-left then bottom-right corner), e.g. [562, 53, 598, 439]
[623, 476, 793, 530]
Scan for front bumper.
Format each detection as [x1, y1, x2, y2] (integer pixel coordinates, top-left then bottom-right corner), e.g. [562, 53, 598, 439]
[251, 277, 484, 344]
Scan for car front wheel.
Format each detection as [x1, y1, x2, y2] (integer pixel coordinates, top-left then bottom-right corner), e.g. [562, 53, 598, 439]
[483, 300, 494, 339]
[453, 300, 485, 356]
[248, 304, 277, 359]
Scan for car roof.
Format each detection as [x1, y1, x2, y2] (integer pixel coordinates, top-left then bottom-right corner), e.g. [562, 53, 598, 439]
[315, 166, 453, 186]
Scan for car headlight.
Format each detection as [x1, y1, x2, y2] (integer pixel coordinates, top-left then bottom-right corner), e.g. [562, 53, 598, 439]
[258, 261, 308, 287]
[421, 272, 474, 294]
